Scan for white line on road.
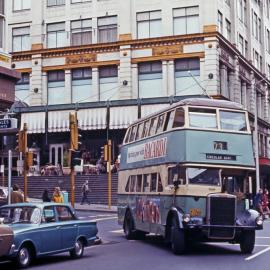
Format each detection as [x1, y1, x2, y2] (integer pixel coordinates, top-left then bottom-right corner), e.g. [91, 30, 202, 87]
[110, 229, 124, 234]
[256, 236, 270, 239]
[209, 243, 270, 247]
[245, 247, 270, 261]
[92, 216, 118, 222]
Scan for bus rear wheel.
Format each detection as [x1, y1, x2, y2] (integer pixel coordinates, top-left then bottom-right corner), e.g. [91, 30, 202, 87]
[239, 230, 255, 254]
[124, 211, 135, 240]
[171, 216, 186, 255]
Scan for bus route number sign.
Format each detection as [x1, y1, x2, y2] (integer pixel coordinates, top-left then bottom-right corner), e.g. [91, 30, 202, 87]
[0, 119, 11, 129]
[206, 153, 236, 161]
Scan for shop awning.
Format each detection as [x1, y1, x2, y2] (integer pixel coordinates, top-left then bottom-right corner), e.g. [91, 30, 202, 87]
[48, 110, 72, 133]
[141, 104, 169, 118]
[77, 108, 107, 130]
[110, 106, 138, 129]
[21, 112, 46, 133]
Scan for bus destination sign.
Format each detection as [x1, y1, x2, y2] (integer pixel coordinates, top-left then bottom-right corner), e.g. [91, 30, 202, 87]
[206, 153, 236, 161]
[0, 119, 12, 129]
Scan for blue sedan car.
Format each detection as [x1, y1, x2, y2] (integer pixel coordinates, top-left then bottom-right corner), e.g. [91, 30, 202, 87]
[0, 203, 98, 268]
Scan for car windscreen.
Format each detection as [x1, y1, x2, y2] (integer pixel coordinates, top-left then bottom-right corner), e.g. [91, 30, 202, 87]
[187, 168, 220, 186]
[220, 110, 247, 131]
[0, 206, 41, 224]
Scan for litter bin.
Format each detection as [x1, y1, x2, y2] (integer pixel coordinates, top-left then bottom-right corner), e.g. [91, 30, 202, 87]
[62, 191, 69, 203]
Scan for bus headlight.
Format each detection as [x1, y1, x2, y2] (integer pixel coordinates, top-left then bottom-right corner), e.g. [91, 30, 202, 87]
[183, 214, 191, 223]
[256, 216, 263, 226]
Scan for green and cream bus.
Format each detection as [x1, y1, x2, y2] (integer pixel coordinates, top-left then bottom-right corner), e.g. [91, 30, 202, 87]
[118, 98, 263, 255]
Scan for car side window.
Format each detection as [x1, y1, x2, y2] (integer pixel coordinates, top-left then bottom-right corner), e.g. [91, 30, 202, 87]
[43, 206, 56, 223]
[56, 206, 76, 221]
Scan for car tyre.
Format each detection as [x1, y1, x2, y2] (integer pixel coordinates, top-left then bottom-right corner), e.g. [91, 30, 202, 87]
[240, 230, 255, 254]
[16, 246, 32, 269]
[123, 210, 136, 240]
[70, 239, 84, 259]
[171, 216, 186, 255]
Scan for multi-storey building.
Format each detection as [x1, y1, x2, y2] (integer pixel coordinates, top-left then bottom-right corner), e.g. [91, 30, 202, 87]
[5, 0, 270, 186]
[0, 0, 20, 169]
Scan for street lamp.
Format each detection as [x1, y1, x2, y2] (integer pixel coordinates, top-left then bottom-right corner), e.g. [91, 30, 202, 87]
[253, 76, 268, 192]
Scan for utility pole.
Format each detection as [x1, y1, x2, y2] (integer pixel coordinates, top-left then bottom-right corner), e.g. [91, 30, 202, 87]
[69, 112, 79, 207]
[103, 140, 112, 209]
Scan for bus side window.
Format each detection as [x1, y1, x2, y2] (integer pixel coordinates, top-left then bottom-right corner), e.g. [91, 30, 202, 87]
[142, 120, 150, 138]
[125, 177, 131, 192]
[148, 118, 158, 137]
[124, 128, 131, 143]
[173, 108, 185, 128]
[150, 173, 157, 192]
[168, 166, 186, 185]
[164, 110, 175, 131]
[136, 123, 144, 141]
[130, 175, 136, 192]
[129, 125, 137, 142]
[136, 175, 142, 192]
[156, 114, 165, 134]
[143, 174, 150, 192]
[157, 174, 163, 192]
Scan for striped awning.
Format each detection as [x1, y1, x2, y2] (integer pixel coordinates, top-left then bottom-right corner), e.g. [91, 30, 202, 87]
[20, 112, 46, 133]
[109, 106, 138, 129]
[77, 108, 107, 130]
[48, 110, 72, 133]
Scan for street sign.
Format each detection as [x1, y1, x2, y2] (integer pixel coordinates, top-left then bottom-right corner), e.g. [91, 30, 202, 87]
[0, 118, 17, 129]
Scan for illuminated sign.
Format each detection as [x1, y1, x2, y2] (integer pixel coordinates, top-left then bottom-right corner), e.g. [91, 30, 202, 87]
[0, 118, 17, 129]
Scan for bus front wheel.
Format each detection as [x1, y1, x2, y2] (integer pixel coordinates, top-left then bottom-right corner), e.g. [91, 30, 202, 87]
[124, 210, 135, 240]
[239, 230, 255, 254]
[171, 216, 186, 255]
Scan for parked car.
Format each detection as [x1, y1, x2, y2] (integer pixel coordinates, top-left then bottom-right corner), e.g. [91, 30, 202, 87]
[0, 186, 8, 206]
[0, 203, 98, 268]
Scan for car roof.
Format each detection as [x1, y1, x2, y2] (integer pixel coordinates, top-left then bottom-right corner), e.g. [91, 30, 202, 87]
[0, 202, 73, 209]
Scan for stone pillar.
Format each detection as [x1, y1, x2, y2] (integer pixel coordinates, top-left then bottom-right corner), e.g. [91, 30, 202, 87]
[263, 83, 269, 122]
[131, 63, 138, 99]
[30, 54, 43, 106]
[220, 64, 229, 98]
[228, 71, 234, 101]
[119, 45, 132, 99]
[65, 70, 71, 104]
[162, 61, 168, 96]
[249, 72, 256, 114]
[42, 71, 47, 106]
[92, 68, 99, 101]
[92, 0, 98, 44]
[31, 0, 43, 49]
[168, 60, 175, 96]
[241, 82, 247, 109]
[233, 56, 241, 103]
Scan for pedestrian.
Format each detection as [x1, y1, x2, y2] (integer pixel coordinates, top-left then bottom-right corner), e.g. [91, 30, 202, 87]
[42, 189, 51, 202]
[80, 180, 91, 205]
[254, 188, 263, 215]
[11, 184, 24, 204]
[52, 187, 64, 203]
[262, 188, 270, 218]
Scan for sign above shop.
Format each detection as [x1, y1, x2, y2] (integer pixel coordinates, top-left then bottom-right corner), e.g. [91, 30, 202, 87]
[0, 118, 17, 129]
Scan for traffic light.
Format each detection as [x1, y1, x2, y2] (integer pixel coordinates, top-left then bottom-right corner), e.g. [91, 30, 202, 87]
[70, 112, 81, 151]
[100, 144, 109, 161]
[16, 130, 24, 152]
[70, 150, 82, 168]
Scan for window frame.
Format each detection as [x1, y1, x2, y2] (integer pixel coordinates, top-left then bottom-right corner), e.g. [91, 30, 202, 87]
[13, 0, 31, 12]
[47, 0, 65, 7]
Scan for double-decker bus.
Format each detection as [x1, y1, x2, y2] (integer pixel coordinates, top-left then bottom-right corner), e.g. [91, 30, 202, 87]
[118, 98, 263, 255]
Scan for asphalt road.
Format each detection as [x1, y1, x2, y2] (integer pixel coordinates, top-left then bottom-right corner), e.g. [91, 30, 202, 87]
[1, 210, 270, 270]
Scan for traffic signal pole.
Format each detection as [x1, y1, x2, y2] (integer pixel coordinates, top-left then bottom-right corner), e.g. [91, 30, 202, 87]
[108, 140, 112, 209]
[22, 123, 28, 202]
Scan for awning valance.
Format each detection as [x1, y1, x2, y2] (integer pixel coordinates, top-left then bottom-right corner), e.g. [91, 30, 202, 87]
[110, 106, 138, 129]
[141, 104, 169, 118]
[77, 108, 107, 130]
[21, 112, 46, 134]
[48, 110, 72, 133]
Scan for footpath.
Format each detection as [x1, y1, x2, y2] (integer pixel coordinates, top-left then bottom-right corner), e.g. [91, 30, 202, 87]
[75, 203, 117, 213]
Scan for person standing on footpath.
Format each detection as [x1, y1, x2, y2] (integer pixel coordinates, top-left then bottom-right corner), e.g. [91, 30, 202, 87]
[42, 189, 51, 202]
[81, 180, 91, 205]
[52, 187, 64, 203]
[11, 184, 24, 204]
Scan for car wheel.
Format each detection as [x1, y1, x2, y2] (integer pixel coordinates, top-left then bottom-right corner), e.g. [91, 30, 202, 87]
[123, 211, 135, 240]
[240, 230, 255, 254]
[16, 246, 32, 268]
[70, 239, 84, 259]
[171, 216, 186, 255]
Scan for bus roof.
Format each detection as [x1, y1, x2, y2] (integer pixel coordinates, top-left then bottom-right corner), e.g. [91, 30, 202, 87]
[132, 98, 244, 125]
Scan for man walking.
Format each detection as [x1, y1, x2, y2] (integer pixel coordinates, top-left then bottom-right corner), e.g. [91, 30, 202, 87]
[11, 184, 24, 203]
[81, 180, 90, 205]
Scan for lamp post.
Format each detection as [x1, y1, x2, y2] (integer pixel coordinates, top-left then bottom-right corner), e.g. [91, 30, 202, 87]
[253, 77, 268, 192]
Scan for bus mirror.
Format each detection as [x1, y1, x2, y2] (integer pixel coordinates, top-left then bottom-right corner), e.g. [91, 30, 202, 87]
[173, 179, 181, 188]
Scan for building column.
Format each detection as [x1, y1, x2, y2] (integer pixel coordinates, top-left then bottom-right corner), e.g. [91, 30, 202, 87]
[65, 70, 71, 104]
[42, 71, 47, 106]
[249, 71, 256, 114]
[228, 70, 234, 101]
[168, 60, 175, 96]
[220, 64, 229, 98]
[131, 63, 138, 99]
[241, 81, 247, 109]
[233, 56, 241, 103]
[92, 67, 99, 101]
[162, 60, 168, 96]
[263, 83, 269, 122]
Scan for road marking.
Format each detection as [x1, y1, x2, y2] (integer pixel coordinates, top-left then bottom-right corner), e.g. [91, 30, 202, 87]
[245, 247, 270, 261]
[256, 236, 270, 239]
[110, 229, 124, 234]
[92, 216, 118, 222]
[209, 243, 270, 247]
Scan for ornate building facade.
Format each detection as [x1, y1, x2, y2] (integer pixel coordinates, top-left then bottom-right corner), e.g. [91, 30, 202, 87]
[5, 0, 270, 185]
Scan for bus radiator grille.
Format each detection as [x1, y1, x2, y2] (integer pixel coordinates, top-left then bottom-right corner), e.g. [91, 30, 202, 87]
[208, 196, 236, 239]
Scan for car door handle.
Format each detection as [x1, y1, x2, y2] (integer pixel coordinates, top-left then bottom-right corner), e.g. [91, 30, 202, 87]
[73, 224, 78, 227]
